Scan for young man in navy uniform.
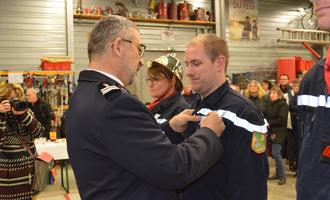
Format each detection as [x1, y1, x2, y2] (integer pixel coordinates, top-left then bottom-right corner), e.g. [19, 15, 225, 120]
[296, 0, 330, 199]
[65, 16, 226, 200]
[170, 34, 269, 199]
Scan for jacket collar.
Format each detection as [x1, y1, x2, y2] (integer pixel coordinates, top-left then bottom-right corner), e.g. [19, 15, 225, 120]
[151, 92, 181, 112]
[78, 70, 119, 86]
[194, 81, 229, 109]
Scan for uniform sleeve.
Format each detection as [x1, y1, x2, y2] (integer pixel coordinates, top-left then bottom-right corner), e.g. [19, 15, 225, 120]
[102, 94, 223, 190]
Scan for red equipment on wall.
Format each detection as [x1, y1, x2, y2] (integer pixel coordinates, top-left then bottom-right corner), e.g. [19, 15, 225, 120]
[277, 57, 314, 82]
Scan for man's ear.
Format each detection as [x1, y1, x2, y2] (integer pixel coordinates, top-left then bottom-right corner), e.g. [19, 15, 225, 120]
[112, 38, 123, 57]
[215, 55, 226, 72]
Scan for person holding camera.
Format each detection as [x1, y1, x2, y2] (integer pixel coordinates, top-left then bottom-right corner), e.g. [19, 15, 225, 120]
[0, 83, 44, 199]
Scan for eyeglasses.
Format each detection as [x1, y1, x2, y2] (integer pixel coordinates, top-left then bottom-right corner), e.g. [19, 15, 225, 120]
[122, 39, 146, 57]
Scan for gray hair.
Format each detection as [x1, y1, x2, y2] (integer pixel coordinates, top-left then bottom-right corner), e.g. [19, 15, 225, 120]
[87, 15, 138, 62]
[26, 87, 38, 94]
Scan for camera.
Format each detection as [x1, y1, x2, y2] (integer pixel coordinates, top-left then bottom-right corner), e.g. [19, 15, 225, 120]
[10, 98, 28, 111]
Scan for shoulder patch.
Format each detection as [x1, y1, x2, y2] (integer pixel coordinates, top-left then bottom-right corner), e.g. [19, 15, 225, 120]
[251, 131, 266, 154]
[98, 82, 121, 96]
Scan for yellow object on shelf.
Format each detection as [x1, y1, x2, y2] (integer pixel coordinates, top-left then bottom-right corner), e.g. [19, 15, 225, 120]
[49, 131, 57, 141]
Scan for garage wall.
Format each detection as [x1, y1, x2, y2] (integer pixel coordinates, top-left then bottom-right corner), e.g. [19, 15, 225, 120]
[73, 0, 313, 102]
[225, 0, 312, 75]
[0, 0, 68, 71]
[0, 0, 314, 102]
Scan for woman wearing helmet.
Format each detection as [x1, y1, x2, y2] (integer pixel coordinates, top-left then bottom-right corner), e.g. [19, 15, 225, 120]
[146, 54, 190, 144]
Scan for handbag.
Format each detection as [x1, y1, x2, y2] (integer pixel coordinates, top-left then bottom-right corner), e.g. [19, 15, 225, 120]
[17, 136, 54, 192]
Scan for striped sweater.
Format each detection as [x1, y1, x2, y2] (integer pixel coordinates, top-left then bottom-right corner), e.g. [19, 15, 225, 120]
[0, 110, 44, 200]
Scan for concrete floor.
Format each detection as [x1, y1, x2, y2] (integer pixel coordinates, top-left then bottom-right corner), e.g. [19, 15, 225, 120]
[34, 158, 297, 200]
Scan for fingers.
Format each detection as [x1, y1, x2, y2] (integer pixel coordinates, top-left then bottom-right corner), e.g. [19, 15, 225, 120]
[180, 109, 195, 115]
[169, 109, 200, 132]
[0, 101, 11, 113]
[185, 115, 202, 122]
[200, 111, 225, 137]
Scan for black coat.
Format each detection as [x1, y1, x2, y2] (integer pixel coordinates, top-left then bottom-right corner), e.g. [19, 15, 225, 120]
[28, 99, 54, 138]
[170, 82, 269, 200]
[65, 70, 224, 200]
[265, 99, 288, 145]
[149, 92, 190, 144]
[249, 96, 267, 115]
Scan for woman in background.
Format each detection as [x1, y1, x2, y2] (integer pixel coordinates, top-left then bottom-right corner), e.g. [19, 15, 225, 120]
[146, 54, 190, 144]
[265, 86, 289, 185]
[244, 80, 267, 114]
[0, 83, 44, 199]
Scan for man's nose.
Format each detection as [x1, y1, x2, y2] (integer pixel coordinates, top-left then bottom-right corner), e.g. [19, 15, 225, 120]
[186, 66, 193, 76]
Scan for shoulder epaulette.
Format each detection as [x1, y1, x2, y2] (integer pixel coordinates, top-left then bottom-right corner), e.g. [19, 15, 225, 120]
[98, 82, 121, 96]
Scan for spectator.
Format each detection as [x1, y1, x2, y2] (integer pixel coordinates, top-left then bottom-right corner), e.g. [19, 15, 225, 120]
[245, 80, 267, 114]
[26, 88, 55, 139]
[287, 79, 300, 173]
[265, 86, 289, 185]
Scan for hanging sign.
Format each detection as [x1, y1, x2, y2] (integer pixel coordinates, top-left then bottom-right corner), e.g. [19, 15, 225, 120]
[229, 0, 259, 41]
[8, 72, 24, 83]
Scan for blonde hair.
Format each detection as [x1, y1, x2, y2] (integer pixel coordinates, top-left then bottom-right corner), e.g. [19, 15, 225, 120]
[0, 83, 25, 101]
[244, 80, 265, 99]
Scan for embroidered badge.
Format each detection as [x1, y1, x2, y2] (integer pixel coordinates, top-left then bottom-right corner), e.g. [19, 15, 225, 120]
[320, 141, 330, 164]
[251, 131, 266, 154]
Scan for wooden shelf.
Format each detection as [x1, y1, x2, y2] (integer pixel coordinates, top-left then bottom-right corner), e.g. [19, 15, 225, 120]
[74, 14, 215, 27]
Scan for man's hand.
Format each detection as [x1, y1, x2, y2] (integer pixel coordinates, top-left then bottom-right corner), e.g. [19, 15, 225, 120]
[200, 112, 225, 137]
[169, 109, 201, 132]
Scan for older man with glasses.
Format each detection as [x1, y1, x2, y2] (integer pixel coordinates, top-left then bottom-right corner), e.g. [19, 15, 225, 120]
[66, 15, 226, 200]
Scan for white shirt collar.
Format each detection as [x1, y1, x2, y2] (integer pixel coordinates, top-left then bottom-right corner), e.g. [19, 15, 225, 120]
[88, 69, 124, 86]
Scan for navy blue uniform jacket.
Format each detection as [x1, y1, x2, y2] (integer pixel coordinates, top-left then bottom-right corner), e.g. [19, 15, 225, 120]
[65, 70, 224, 200]
[149, 92, 190, 144]
[176, 82, 269, 200]
[296, 59, 330, 200]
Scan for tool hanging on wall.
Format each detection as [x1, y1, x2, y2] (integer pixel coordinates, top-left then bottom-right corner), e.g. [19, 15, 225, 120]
[76, 0, 83, 14]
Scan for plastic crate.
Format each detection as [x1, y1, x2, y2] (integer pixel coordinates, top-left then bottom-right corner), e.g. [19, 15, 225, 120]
[41, 56, 73, 71]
